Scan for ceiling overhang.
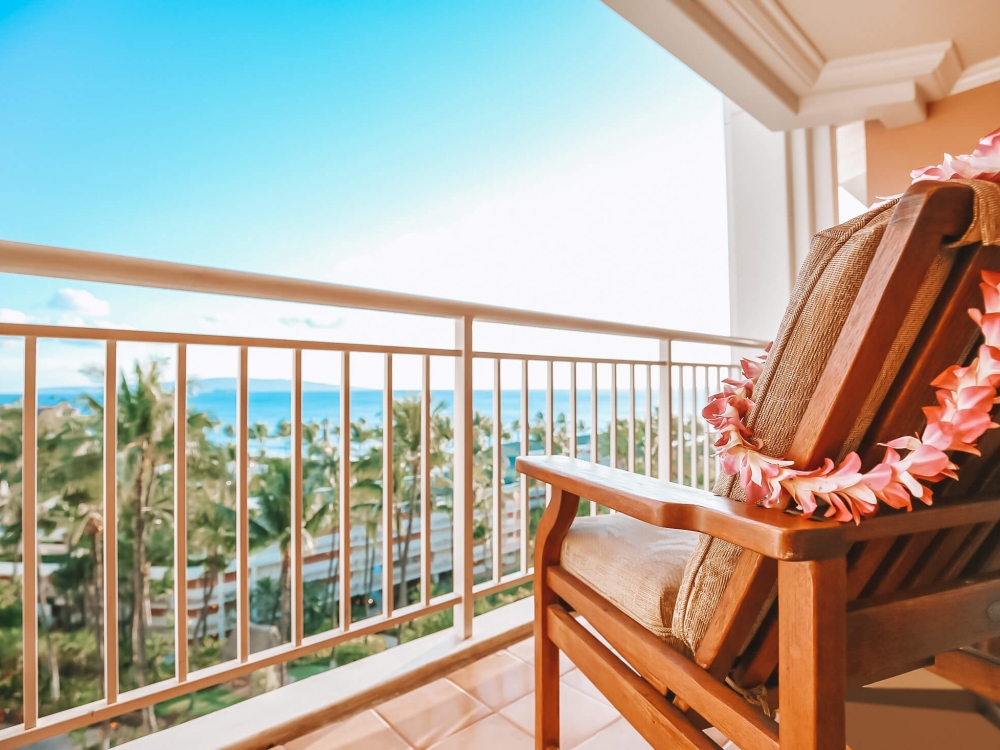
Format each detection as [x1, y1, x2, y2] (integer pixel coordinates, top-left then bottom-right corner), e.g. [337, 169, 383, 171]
[604, 0, 1000, 130]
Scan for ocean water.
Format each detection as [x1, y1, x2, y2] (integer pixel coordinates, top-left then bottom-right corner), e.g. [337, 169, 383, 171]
[0, 387, 667, 439]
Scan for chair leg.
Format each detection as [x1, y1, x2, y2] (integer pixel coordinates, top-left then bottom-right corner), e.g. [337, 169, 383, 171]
[536, 595, 562, 749]
[533, 487, 581, 749]
[778, 558, 847, 750]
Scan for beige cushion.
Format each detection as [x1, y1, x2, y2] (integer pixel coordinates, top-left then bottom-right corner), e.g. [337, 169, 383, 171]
[561, 514, 701, 653]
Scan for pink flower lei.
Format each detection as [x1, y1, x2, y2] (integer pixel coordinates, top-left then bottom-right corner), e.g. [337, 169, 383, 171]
[703, 271, 1000, 523]
[911, 126, 1000, 183]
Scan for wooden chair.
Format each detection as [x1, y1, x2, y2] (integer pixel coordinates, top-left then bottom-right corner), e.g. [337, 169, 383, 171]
[518, 180, 1000, 750]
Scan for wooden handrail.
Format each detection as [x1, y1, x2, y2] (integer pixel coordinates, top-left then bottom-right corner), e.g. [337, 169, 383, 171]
[0, 239, 768, 346]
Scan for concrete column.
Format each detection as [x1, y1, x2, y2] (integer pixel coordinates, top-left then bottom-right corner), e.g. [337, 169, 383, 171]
[724, 100, 839, 344]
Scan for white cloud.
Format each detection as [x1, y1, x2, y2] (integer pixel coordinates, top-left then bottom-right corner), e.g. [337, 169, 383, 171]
[49, 288, 111, 317]
[0, 308, 31, 324]
[279, 315, 344, 330]
[51, 314, 132, 333]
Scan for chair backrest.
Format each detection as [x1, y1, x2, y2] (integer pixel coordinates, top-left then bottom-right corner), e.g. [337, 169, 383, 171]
[693, 180, 1000, 691]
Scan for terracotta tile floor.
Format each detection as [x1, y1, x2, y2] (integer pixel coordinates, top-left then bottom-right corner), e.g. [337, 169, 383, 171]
[280, 635, 1000, 750]
[280, 636, 640, 750]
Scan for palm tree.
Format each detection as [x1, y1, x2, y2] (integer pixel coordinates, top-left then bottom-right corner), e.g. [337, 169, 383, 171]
[302, 419, 341, 631]
[386, 397, 452, 609]
[345, 418, 382, 618]
[85, 361, 172, 731]
[184, 408, 235, 648]
[250, 427, 327, 639]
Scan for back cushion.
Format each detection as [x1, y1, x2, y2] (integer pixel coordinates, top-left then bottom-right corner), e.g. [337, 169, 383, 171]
[672, 196, 960, 655]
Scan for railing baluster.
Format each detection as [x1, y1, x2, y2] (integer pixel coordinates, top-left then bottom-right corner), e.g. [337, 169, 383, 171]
[492, 358, 502, 583]
[677, 364, 685, 486]
[453, 318, 474, 639]
[22, 337, 38, 729]
[628, 363, 636, 474]
[236, 346, 250, 661]
[104, 340, 119, 703]
[569, 362, 577, 459]
[659, 339, 672, 483]
[545, 360, 553, 505]
[519, 359, 529, 574]
[420, 355, 432, 607]
[339, 352, 352, 632]
[174, 344, 189, 681]
[590, 362, 597, 515]
[645, 364, 652, 478]
[382, 354, 394, 616]
[610, 364, 617, 470]
[291, 349, 304, 644]
[545, 360, 554, 455]
[703, 366, 711, 491]
[692, 365, 699, 487]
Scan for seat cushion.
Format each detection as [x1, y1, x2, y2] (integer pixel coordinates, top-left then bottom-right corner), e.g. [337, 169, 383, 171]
[561, 513, 701, 653]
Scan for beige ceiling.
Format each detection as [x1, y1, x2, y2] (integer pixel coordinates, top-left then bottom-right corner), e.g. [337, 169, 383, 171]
[783, 0, 1000, 66]
[603, 0, 1000, 130]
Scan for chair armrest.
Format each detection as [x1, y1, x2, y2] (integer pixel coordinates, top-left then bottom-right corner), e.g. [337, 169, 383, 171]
[517, 455, 846, 561]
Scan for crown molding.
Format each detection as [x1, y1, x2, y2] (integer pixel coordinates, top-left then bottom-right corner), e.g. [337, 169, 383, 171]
[951, 55, 1000, 95]
[603, 0, 998, 131]
[811, 41, 962, 101]
[700, 0, 823, 92]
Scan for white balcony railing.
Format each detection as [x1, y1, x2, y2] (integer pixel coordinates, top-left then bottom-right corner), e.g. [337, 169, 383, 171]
[0, 240, 766, 748]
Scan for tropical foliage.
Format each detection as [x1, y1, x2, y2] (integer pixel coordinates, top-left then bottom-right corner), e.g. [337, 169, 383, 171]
[0, 360, 671, 747]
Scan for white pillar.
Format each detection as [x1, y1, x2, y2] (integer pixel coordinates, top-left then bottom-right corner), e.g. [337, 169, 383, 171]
[724, 100, 838, 344]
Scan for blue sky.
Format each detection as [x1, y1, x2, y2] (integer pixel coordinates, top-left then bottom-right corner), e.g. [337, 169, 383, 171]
[0, 0, 730, 388]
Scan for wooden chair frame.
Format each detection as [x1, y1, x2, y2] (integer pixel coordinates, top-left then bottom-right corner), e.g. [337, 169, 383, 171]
[519, 181, 1000, 750]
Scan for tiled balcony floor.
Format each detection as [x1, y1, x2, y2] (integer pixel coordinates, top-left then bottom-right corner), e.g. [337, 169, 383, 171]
[278, 635, 1000, 750]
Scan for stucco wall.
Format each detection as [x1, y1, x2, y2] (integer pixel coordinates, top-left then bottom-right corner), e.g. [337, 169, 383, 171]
[866, 80, 1000, 201]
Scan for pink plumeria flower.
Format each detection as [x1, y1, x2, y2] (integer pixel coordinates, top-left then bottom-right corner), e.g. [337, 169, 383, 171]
[911, 127, 1000, 183]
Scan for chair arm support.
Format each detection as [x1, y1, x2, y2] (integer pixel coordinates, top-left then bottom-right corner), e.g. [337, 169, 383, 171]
[517, 455, 846, 561]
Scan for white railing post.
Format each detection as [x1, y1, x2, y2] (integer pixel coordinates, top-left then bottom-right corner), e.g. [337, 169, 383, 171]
[22, 338, 38, 730]
[545, 360, 554, 505]
[339, 352, 352, 632]
[174, 344, 188, 682]
[291, 349, 304, 644]
[419, 355, 432, 606]
[382, 353, 394, 616]
[658, 339, 672, 483]
[519, 360, 529, 574]
[645, 365, 653, 477]
[610, 364, 617, 470]
[628, 364, 636, 473]
[569, 363, 577, 459]
[104, 341, 119, 704]
[236, 346, 250, 661]
[453, 317, 474, 639]
[491, 358, 502, 583]
[590, 362, 598, 515]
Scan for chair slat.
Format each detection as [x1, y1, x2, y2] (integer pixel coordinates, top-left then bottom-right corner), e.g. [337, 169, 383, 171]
[846, 537, 896, 600]
[905, 524, 977, 589]
[942, 522, 998, 580]
[868, 531, 938, 597]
